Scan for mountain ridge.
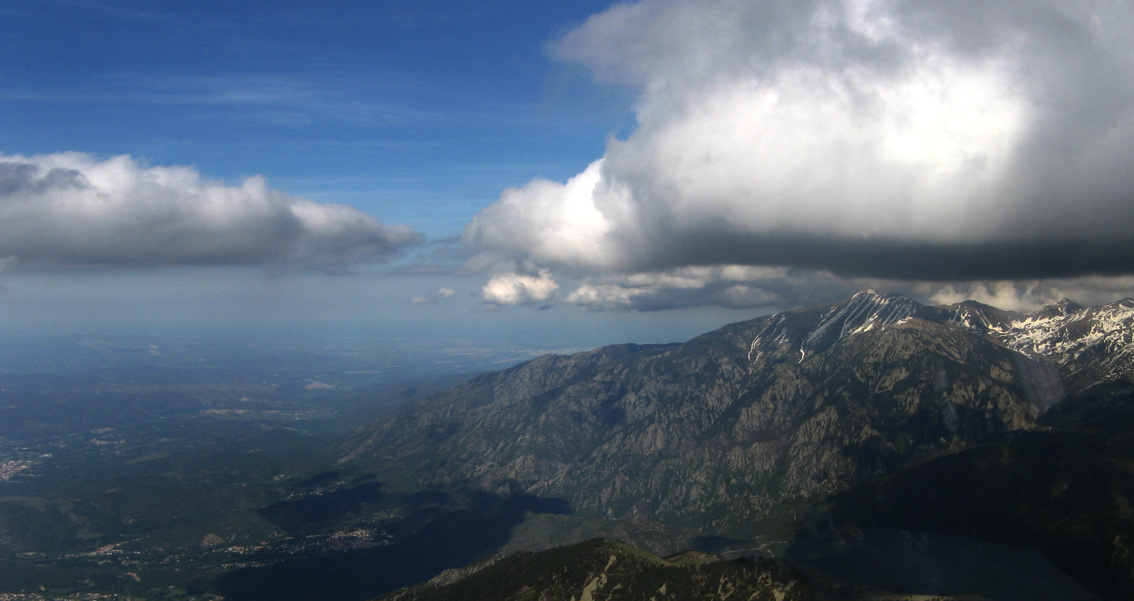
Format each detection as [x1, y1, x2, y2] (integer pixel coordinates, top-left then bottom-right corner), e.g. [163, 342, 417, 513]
[340, 291, 1134, 538]
[377, 537, 995, 601]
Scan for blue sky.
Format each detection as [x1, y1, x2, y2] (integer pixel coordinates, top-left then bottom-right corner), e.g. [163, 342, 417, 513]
[0, 0, 733, 346]
[0, 0, 623, 234]
[3, 0, 1134, 349]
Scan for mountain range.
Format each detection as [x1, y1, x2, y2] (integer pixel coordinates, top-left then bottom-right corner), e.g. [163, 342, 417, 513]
[343, 291, 1132, 525]
[341, 290, 1134, 600]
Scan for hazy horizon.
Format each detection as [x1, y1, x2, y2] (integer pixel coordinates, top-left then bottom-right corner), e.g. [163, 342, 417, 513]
[4, 0, 1134, 347]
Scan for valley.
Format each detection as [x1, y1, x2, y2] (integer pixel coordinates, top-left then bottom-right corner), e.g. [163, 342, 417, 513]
[0, 336, 545, 600]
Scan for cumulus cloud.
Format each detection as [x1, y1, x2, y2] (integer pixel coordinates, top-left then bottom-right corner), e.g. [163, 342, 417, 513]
[0, 152, 421, 269]
[411, 287, 457, 305]
[482, 270, 559, 306]
[466, 0, 1134, 281]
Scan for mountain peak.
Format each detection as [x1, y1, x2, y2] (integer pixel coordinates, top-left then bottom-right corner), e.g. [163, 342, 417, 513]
[745, 290, 925, 366]
[942, 300, 1020, 333]
[801, 290, 923, 350]
[1033, 298, 1084, 319]
[848, 288, 911, 304]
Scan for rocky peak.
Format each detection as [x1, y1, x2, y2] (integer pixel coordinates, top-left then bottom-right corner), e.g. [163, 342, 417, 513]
[748, 290, 924, 366]
[1032, 298, 1085, 320]
[958, 297, 1134, 397]
[802, 290, 922, 350]
[944, 300, 1020, 333]
[1001, 298, 1132, 354]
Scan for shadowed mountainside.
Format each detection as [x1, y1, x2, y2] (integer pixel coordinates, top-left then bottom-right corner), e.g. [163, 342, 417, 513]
[216, 489, 570, 601]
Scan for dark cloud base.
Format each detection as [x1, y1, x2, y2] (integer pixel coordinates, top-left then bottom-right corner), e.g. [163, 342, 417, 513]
[469, 0, 1134, 295]
[633, 230, 1134, 281]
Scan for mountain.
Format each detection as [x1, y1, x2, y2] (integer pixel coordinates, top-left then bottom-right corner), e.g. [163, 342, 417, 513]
[377, 537, 990, 601]
[795, 426, 1134, 601]
[341, 291, 1134, 535]
[948, 297, 1134, 397]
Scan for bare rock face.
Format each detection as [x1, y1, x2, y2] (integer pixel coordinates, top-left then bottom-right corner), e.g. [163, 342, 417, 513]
[342, 292, 1134, 536]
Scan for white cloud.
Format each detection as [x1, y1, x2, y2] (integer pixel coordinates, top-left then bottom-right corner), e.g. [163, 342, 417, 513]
[565, 265, 862, 311]
[464, 161, 624, 269]
[466, 0, 1134, 281]
[923, 277, 1134, 313]
[411, 287, 458, 305]
[0, 152, 421, 269]
[926, 282, 1050, 313]
[481, 270, 560, 306]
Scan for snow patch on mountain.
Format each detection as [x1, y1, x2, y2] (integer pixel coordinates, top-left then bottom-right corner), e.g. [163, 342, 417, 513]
[994, 299, 1134, 366]
[801, 290, 920, 353]
[746, 313, 794, 365]
[748, 290, 922, 366]
[748, 292, 1134, 384]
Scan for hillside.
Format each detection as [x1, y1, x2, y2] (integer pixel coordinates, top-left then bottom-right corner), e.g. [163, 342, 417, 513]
[328, 291, 1134, 600]
[341, 291, 1134, 535]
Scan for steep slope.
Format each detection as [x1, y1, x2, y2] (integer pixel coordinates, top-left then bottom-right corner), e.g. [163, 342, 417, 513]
[341, 291, 1132, 535]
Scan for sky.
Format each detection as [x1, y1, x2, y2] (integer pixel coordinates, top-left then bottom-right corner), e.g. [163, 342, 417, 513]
[3, 0, 1134, 349]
